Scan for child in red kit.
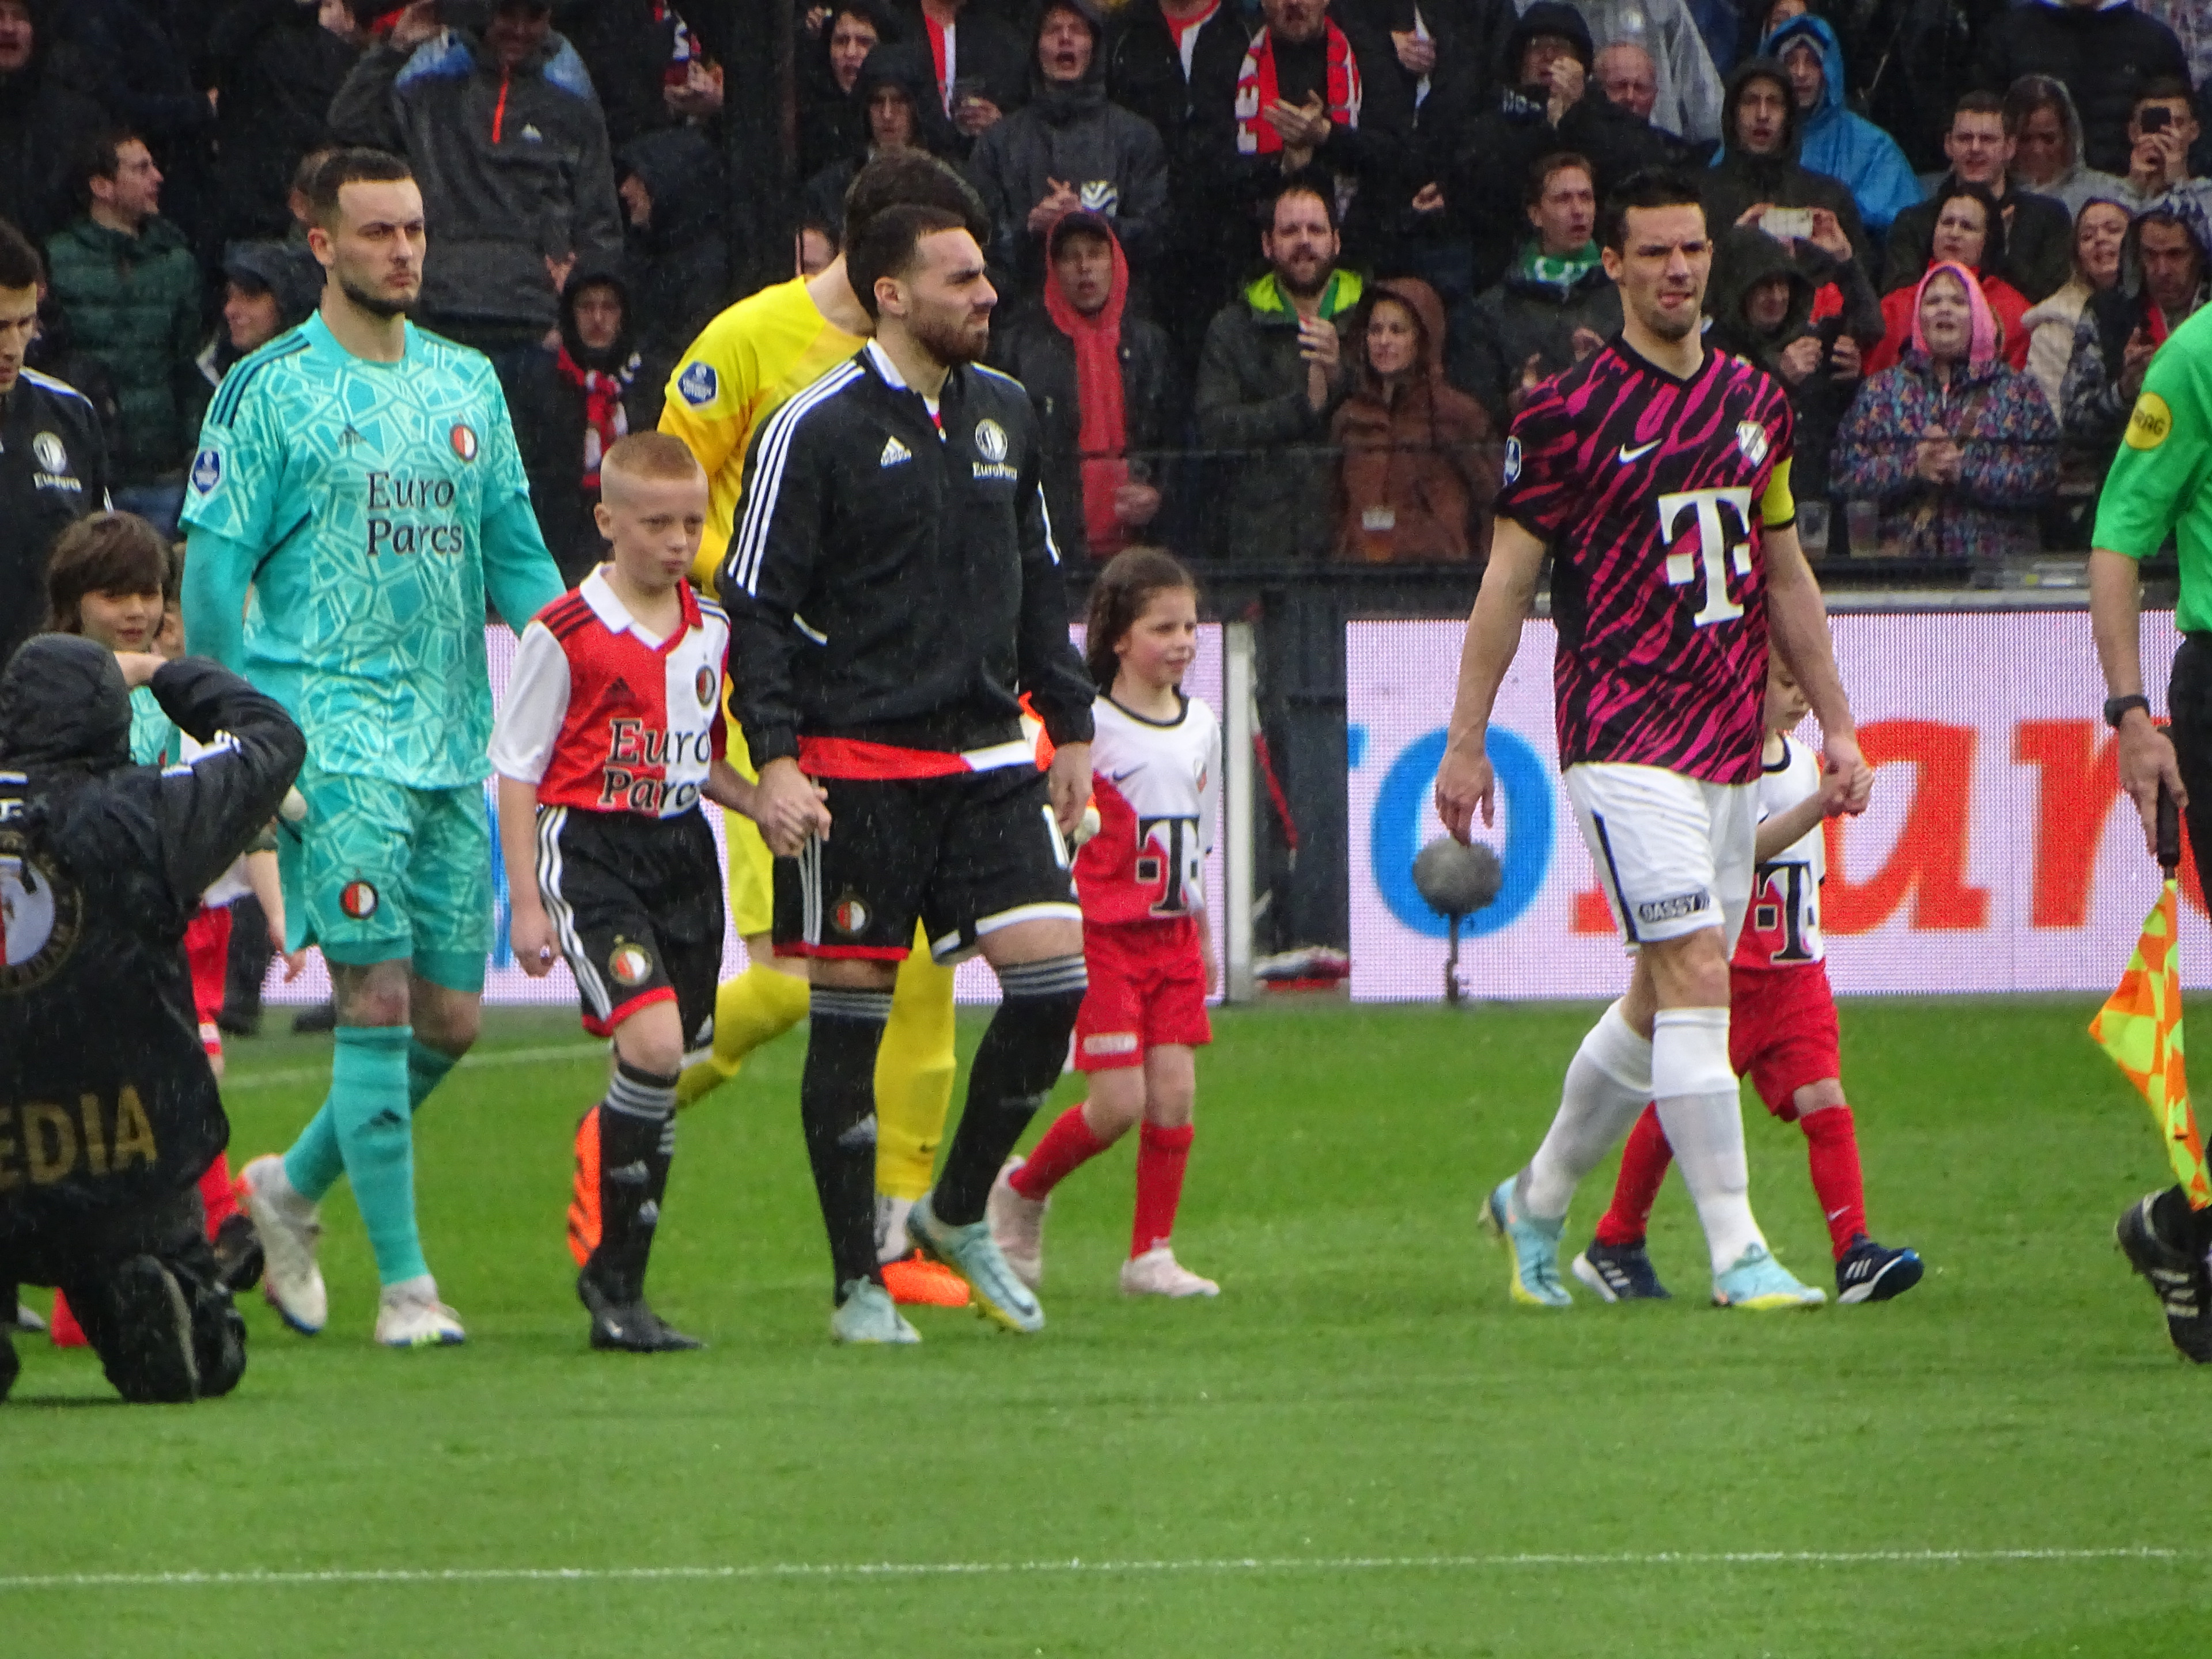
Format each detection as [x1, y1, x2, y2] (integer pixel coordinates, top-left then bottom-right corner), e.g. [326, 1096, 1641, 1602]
[1573, 656, 1926, 1306]
[987, 549, 1221, 1298]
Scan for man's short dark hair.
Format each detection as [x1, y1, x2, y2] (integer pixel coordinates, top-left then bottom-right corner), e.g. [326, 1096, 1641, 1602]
[1267, 168, 1338, 233]
[1599, 169, 1706, 252]
[73, 128, 140, 212]
[2136, 77, 2195, 113]
[0, 217, 39, 291]
[1930, 177, 2006, 270]
[847, 203, 969, 319]
[843, 151, 990, 251]
[1953, 89, 2010, 132]
[306, 149, 414, 230]
[1526, 151, 1594, 208]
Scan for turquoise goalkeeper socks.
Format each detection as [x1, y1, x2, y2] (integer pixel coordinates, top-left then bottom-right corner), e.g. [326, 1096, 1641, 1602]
[283, 1105, 345, 1203]
[408, 1039, 460, 1115]
[332, 1025, 427, 1287]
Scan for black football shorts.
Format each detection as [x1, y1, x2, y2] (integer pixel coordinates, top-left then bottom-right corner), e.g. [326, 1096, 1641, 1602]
[536, 806, 725, 1043]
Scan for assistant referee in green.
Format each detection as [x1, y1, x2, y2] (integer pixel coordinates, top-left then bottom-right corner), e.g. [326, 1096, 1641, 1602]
[2090, 300, 2212, 1366]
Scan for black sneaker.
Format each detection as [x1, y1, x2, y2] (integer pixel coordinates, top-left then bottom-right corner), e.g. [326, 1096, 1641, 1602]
[211, 1211, 265, 1294]
[290, 1001, 337, 1035]
[577, 1272, 703, 1354]
[1835, 1236, 1924, 1304]
[101, 1256, 202, 1403]
[2116, 1191, 2212, 1363]
[1570, 1239, 1671, 1301]
[215, 1002, 262, 1039]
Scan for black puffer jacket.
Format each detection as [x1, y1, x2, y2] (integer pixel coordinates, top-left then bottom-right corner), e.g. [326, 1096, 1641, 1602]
[0, 644, 303, 1236]
[1445, 255, 1622, 427]
[1972, 1, 2190, 177]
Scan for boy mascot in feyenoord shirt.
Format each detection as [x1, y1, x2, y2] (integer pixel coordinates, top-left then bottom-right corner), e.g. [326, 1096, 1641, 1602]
[1574, 655, 1925, 1304]
[493, 435, 824, 1352]
[989, 548, 1225, 1298]
[1433, 170, 1874, 1312]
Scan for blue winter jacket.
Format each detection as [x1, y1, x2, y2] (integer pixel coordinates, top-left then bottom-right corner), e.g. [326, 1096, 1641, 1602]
[1763, 14, 1922, 235]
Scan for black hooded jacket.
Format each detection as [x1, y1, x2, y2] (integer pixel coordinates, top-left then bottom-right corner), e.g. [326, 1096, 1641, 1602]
[618, 123, 732, 382]
[206, 0, 358, 244]
[0, 645, 303, 1237]
[1702, 55, 1873, 274]
[797, 0, 906, 179]
[801, 42, 962, 239]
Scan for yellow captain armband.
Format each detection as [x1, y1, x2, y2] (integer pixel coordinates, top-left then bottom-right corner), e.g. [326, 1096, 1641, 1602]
[1759, 457, 1796, 529]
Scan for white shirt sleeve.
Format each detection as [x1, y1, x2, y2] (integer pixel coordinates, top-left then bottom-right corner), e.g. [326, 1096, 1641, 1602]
[1199, 697, 1222, 857]
[487, 620, 573, 785]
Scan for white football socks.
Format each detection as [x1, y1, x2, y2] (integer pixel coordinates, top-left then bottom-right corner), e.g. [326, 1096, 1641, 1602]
[1524, 1000, 1654, 1222]
[1651, 1006, 1765, 1273]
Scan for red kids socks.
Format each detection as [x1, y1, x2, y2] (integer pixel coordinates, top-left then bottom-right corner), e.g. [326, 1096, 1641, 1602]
[1009, 1106, 1108, 1201]
[1132, 1122, 1195, 1257]
[1592, 1105, 1671, 1249]
[1801, 1105, 1867, 1259]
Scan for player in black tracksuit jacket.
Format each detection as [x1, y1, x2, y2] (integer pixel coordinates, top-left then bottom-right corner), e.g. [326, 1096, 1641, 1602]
[714, 204, 1097, 1338]
[0, 637, 305, 1403]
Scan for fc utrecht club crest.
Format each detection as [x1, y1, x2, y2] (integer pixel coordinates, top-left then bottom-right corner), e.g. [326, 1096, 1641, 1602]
[695, 665, 717, 707]
[1736, 421, 1771, 467]
[339, 880, 379, 919]
[972, 418, 1009, 463]
[608, 940, 653, 986]
[831, 894, 870, 935]
[450, 424, 479, 462]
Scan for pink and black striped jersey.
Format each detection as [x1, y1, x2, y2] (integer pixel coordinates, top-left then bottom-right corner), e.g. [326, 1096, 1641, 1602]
[1496, 339, 1797, 786]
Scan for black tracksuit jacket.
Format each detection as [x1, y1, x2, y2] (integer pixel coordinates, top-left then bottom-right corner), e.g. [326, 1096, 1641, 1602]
[716, 345, 1095, 770]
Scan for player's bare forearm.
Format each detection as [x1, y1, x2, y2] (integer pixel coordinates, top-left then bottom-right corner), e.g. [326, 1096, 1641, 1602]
[1764, 527, 1851, 740]
[702, 759, 757, 821]
[495, 775, 556, 975]
[1753, 793, 1828, 863]
[752, 756, 834, 856]
[2089, 547, 2148, 699]
[1434, 519, 1543, 839]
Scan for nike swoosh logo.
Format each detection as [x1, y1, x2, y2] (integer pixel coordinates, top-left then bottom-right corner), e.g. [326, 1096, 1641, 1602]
[1618, 441, 1661, 464]
[1826, 1207, 1848, 1220]
[1106, 768, 1140, 783]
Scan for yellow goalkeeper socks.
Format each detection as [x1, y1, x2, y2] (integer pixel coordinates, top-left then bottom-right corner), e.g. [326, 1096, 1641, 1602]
[873, 937, 958, 1202]
[675, 963, 812, 1109]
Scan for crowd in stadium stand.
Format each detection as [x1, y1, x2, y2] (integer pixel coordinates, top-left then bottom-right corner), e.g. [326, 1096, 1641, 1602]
[2, 0, 2210, 587]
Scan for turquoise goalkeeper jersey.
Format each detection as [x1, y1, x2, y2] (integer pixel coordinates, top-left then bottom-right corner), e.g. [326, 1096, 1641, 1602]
[180, 313, 563, 790]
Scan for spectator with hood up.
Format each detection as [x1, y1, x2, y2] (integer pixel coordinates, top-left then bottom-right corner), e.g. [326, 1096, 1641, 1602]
[1972, 0, 2188, 179]
[195, 240, 320, 391]
[1553, 0, 1726, 145]
[0, 0, 108, 249]
[330, 0, 623, 359]
[513, 259, 654, 587]
[1764, 11, 1920, 238]
[1702, 54, 1872, 273]
[799, 1, 902, 179]
[968, 0, 1171, 292]
[616, 123, 731, 385]
[1833, 260, 2060, 568]
[990, 211, 1179, 562]
[802, 43, 957, 239]
[1331, 274, 1494, 562]
[1883, 92, 2073, 304]
[2007, 74, 2129, 223]
[2061, 191, 2212, 473]
[1868, 180, 2033, 373]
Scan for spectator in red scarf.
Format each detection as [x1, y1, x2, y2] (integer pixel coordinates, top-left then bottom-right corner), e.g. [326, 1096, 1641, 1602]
[512, 257, 655, 586]
[1866, 181, 2032, 374]
[1330, 275, 1494, 562]
[988, 210, 1180, 561]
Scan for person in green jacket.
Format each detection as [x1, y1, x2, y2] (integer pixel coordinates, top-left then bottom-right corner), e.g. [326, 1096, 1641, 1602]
[43, 129, 202, 536]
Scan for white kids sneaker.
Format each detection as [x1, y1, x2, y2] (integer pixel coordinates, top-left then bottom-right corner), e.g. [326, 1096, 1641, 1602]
[240, 1154, 327, 1335]
[1119, 1247, 1219, 1298]
[374, 1276, 466, 1348]
[986, 1158, 1049, 1291]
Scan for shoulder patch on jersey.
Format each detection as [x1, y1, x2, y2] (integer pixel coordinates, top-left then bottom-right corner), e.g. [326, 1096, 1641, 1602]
[1736, 421, 1771, 467]
[190, 448, 222, 495]
[678, 361, 718, 407]
[2126, 392, 2172, 451]
[1502, 435, 1521, 486]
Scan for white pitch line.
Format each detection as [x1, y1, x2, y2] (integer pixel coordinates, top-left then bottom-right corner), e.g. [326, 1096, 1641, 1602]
[0, 1547, 2192, 1593]
[224, 1042, 605, 1093]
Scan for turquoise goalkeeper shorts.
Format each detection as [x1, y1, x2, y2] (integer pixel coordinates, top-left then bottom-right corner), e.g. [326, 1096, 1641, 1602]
[277, 760, 492, 992]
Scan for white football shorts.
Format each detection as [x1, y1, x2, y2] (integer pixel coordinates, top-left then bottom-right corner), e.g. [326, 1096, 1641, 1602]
[1564, 762, 1757, 952]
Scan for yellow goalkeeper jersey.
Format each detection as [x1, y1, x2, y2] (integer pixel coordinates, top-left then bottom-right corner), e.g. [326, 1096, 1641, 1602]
[659, 275, 866, 589]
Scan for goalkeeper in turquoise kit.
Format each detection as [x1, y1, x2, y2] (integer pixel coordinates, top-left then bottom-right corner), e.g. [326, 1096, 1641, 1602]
[180, 150, 566, 1347]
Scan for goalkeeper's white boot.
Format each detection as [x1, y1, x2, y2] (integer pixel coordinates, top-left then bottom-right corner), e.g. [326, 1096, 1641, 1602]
[375, 1276, 465, 1348]
[240, 1154, 327, 1335]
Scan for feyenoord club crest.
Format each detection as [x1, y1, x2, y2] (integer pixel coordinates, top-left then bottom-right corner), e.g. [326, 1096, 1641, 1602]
[695, 665, 716, 707]
[340, 880, 379, 919]
[831, 894, 870, 936]
[0, 842, 83, 993]
[450, 423, 479, 462]
[1736, 421, 1771, 467]
[608, 940, 653, 986]
[972, 418, 1009, 463]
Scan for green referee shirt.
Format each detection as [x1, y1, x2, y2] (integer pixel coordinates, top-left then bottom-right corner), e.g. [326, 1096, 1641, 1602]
[2094, 302, 2212, 632]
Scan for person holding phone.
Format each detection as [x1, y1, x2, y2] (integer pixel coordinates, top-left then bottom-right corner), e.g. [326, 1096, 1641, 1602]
[2120, 81, 2211, 213]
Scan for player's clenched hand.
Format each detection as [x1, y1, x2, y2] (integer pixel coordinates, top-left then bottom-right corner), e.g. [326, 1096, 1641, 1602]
[1822, 732, 1873, 816]
[2118, 714, 2187, 859]
[510, 906, 558, 978]
[752, 757, 832, 857]
[1433, 739, 1494, 842]
[1047, 741, 1093, 838]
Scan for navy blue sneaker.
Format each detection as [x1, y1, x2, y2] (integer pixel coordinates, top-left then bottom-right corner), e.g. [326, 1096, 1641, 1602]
[1570, 1239, 1672, 1301]
[1835, 1236, 1924, 1304]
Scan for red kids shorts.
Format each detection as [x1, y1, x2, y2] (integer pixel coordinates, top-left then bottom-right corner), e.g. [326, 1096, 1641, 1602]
[183, 906, 234, 1059]
[1729, 960, 1840, 1120]
[1073, 918, 1212, 1072]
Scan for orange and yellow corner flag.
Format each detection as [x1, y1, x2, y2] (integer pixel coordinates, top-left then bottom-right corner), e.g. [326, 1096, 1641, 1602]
[2091, 881, 2212, 1210]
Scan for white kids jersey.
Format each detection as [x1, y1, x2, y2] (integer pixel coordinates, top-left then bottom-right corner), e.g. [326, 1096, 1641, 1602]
[1733, 733, 1825, 971]
[490, 569, 729, 818]
[1074, 691, 1221, 926]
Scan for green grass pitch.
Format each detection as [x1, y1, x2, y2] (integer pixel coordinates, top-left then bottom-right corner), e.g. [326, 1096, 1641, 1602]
[5, 997, 2210, 1657]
